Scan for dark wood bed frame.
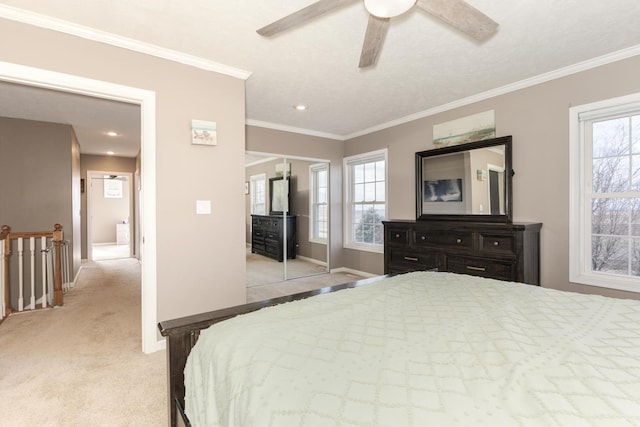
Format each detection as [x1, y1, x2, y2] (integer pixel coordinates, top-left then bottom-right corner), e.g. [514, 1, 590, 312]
[158, 275, 389, 427]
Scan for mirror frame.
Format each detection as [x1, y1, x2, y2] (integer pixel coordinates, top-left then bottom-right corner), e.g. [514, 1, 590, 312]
[415, 135, 513, 222]
[269, 176, 291, 215]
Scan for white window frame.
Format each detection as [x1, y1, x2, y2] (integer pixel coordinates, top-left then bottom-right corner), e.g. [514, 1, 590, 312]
[343, 148, 388, 253]
[569, 92, 640, 292]
[249, 173, 266, 215]
[309, 163, 329, 244]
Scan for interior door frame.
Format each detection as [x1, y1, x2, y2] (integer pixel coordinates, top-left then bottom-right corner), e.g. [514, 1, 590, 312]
[0, 61, 159, 353]
[87, 170, 134, 260]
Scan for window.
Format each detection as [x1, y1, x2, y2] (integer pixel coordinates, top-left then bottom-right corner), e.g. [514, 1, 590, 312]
[103, 175, 123, 198]
[309, 163, 329, 243]
[250, 174, 266, 215]
[570, 93, 640, 292]
[343, 149, 387, 252]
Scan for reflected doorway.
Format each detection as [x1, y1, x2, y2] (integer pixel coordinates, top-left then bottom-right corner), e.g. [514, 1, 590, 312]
[245, 153, 330, 287]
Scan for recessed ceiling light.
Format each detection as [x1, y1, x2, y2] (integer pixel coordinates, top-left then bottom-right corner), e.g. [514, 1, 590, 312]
[107, 151, 115, 155]
[106, 131, 118, 137]
[294, 104, 307, 111]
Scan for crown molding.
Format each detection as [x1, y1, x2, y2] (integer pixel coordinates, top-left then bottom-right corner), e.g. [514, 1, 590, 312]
[344, 44, 640, 140]
[246, 119, 345, 141]
[0, 5, 252, 80]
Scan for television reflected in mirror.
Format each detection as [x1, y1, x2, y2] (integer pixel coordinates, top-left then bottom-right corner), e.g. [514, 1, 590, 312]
[416, 136, 513, 222]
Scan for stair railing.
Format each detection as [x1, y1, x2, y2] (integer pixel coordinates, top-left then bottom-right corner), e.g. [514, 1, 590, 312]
[0, 224, 65, 322]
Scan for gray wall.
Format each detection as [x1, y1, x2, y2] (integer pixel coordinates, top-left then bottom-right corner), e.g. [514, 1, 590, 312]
[0, 116, 80, 306]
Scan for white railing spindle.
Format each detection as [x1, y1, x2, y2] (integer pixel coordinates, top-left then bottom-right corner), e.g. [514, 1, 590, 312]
[30, 237, 36, 309]
[41, 236, 47, 308]
[18, 237, 24, 312]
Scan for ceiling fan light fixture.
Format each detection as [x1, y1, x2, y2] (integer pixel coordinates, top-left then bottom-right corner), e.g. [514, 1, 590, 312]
[364, 0, 414, 18]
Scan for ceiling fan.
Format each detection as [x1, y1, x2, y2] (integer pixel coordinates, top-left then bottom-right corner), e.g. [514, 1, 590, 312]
[257, 0, 498, 68]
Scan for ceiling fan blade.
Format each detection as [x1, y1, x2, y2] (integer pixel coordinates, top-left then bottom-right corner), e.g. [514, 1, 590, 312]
[257, 0, 358, 37]
[359, 15, 390, 68]
[415, 0, 498, 41]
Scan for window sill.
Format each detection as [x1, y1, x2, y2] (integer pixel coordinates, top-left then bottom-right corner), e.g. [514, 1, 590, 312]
[570, 271, 640, 293]
[309, 237, 328, 245]
[343, 243, 384, 254]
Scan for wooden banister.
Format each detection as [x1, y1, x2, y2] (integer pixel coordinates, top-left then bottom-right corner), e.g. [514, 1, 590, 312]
[0, 224, 65, 316]
[1, 225, 10, 317]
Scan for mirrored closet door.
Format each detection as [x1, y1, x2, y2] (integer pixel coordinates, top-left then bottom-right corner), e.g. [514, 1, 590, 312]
[245, 153, 330, 287]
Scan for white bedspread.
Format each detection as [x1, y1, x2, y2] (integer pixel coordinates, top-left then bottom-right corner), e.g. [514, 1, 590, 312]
[184, 272, 640, 426]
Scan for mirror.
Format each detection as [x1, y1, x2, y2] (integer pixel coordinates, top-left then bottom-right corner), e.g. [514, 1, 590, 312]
[269, 177, 290, 215]
[245, 154, 331, 289]
[415, 135, 513, 222]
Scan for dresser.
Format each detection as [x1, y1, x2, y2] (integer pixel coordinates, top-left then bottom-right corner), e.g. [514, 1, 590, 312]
[251, 214, 296, 262]
[383, 220, 542, 285]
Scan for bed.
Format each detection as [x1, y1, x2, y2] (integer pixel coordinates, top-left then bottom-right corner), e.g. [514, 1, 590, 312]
[158, 271, 640, 426]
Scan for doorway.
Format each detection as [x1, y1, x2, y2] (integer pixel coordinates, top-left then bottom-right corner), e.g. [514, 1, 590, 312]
[87, 171, 134, 261]
[0, 61, 158, 353]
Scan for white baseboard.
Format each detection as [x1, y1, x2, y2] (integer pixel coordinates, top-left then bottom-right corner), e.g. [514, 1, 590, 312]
[296, 255, 327, 267]
[329, 267, 378, 278]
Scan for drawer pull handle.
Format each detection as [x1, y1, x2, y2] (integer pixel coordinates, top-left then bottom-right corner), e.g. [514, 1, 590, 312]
[466, 266, 486, 272]
[404, 256, 419, 262]
[395, 234, 400, 238]
[493, 241, 499, 246]
[421, 236, 426, 240]
[456, 238, 462, 243]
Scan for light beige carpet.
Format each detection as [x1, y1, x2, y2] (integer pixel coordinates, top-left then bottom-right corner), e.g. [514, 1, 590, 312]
[246, 247, 329, 287]
[0, 258, 166, 427]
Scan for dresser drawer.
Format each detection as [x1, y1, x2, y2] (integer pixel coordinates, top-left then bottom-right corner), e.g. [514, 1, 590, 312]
[478, 233, 516, 256]
[413, 230, 473, 249]
[265, 231, 279, 240]
[386, 227, 410, 245]
[446, 256, 514, 281]
[388, 248, 438, 272]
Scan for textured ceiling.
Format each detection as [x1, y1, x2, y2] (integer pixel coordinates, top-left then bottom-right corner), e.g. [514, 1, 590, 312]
[1, 0, 640, 156]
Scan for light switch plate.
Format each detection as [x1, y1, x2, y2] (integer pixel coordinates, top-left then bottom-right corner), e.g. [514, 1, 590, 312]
[196, 200, 211, 215]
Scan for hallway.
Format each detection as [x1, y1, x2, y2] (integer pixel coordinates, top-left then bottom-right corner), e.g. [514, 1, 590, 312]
[0, 258, 166, 426]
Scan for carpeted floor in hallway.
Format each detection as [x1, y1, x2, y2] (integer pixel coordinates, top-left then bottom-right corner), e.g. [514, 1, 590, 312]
[0, 258, 166, 427]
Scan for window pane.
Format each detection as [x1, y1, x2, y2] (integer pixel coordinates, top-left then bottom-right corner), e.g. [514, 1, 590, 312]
[632, 200, 640, 236]
[376, 182, 385, 202]
[354, 183, 364, 202]
[318, 187, 327, 204]
[633, 115, 640, 154]
[633, 237, 640, 276]
[318, 170, 327, 184]
[592, 157, 629, 193]
[364, 162, 375, 182]
[592, 235, 628, 274]
[633, 154, 640, 191]
[593, 118, 629, 158]
[354, 164, 364, 184]
[376, 161, 385, 181]
[592, 198, 629, 235]
[364, 182, 376, 201]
